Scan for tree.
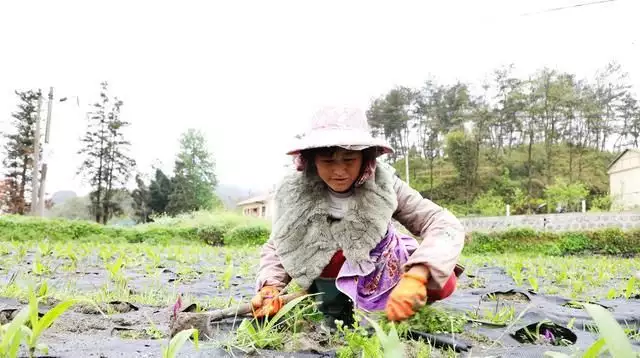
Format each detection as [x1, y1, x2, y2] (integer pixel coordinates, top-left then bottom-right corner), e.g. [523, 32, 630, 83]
[166, 129, 220, 215]
[1, 89, 42, 214]
[364, 61, 631, 209]
[131, 174, 152, 223]
[78, 81, 136, 224]
[445, 130, 478, 204]
[148, 168, 173, 215]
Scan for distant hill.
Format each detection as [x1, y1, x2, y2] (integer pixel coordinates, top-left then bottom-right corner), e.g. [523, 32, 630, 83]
[215, 184, 256, 209]
[50, 190, 77, 205]
[47, 186, 263, 212]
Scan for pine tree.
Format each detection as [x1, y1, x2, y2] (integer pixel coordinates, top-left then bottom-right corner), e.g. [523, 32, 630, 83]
[131, 174, 152, 223]
[78, 82, 136, 224]
[148, 168, 173, 214]
[166, 129, 220, 214]
[1, 89, 42, 214]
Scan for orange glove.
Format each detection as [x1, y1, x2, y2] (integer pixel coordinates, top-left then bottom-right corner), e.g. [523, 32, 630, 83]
[385, 272, 428, 321]
[251, 286, 283, 318]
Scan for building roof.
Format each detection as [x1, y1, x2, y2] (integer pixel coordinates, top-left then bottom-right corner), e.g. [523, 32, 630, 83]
[236, 193, 273, 206]
[607, 148, 640, 171]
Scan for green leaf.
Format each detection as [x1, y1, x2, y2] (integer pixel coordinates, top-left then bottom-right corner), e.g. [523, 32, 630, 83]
[1, 306, 30, 349]
[262, 293, 317, 332]
[582, 303, 635, 357]
[582, 337, 606, 358]
[165, 328, 198, 358]
[32, 299, 79, 340]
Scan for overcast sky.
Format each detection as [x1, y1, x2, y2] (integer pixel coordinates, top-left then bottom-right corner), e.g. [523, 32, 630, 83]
[0, 0, 638, 197]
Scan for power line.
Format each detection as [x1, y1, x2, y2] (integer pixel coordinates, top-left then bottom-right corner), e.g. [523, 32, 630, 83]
[520, 0, 617, 16]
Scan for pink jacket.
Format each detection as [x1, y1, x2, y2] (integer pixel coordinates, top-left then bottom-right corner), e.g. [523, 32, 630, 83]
[256, 176, 465, 292]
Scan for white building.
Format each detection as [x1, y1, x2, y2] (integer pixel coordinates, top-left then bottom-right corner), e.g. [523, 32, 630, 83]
[607, 149, 640, 210]
[236, 193, 274, 219]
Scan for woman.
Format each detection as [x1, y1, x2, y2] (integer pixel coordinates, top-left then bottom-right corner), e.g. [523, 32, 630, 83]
[251, 106, 465, 324]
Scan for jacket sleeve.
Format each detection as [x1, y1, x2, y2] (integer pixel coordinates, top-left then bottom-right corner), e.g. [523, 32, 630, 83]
[392, 177, 465, 290]
[255, 236, 291, 291]
[255, 193, 291, 292]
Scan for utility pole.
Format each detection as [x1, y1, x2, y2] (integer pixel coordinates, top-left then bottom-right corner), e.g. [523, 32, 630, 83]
[30, 90, 43, 215]
[405, 152, 410, 185]
[37, 87, 54, 215]
[405, 119, 410, 186]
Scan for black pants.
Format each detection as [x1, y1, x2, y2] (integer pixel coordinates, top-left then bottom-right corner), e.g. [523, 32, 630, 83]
[309, 277, 355, 327]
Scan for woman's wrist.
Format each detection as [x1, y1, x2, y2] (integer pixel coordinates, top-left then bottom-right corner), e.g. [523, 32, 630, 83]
[406, 264, 430, 281]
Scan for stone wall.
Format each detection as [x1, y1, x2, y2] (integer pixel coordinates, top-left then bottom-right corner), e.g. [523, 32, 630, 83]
[458, 212, 640, 233]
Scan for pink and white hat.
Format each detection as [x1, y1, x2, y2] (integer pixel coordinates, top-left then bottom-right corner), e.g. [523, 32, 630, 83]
[286, 106, 394, 156]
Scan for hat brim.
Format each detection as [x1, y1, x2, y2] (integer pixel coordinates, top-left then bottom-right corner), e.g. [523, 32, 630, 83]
[286, 128, 394, 156]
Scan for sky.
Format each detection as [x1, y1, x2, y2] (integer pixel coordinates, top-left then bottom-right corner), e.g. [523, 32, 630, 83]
[0, 0, 638, 198]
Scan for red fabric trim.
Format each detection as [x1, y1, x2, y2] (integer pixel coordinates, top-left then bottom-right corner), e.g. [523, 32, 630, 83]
[427, 272, 457, 302]
[319, 250, 346, 278]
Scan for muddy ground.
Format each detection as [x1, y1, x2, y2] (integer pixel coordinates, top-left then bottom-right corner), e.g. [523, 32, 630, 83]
[1, 243, 639, 357]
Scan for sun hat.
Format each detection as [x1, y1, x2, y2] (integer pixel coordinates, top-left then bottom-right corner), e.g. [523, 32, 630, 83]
[286, 106, 394, 156]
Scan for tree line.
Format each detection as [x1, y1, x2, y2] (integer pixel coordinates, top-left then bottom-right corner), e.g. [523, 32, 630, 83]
[366, 62, 636, 214]
[1, 82, 220, 223]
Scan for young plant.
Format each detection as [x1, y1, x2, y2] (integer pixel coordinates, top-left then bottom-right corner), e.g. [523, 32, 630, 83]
[544, 303, 638, 358]
[106, 255, 127, 287]
[0, 306, 31, 358]
[21, 290, 81, 357]
[234, 294, 315, 350]
[222, 261, 233, 290]
[362, 315, 404, 358]
[161, 328, 199, 358]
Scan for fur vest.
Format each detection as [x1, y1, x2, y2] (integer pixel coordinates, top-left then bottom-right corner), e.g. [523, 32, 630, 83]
[270, 161, 399, 289]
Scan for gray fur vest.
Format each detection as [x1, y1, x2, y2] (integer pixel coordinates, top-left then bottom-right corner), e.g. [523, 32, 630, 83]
[270, 161, 398, 289]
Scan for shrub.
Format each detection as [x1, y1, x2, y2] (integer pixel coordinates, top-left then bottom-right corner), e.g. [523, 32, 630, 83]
[2, 213, 639, 256]
[197, 224, 227, 246]
[464, 227, 640, 256]
[223, 223, 270, 246]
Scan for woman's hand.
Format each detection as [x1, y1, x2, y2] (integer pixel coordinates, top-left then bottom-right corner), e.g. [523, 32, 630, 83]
[385, 265, 429, 321]
[251, 285, 283, 318]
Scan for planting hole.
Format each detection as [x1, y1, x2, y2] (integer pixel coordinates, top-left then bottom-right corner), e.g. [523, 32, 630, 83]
[511, 321, 577, 346]
[482, 290, 531, 303]
[108, 300, 139, 313]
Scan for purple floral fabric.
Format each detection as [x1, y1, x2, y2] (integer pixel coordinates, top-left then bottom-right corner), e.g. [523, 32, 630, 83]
[335, 223, 419, 312]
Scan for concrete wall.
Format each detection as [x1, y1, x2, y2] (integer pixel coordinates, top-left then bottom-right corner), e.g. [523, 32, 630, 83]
[458, 211, 640, 233]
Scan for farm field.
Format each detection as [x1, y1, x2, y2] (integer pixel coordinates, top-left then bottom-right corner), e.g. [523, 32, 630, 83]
[0, 238, 639, 357]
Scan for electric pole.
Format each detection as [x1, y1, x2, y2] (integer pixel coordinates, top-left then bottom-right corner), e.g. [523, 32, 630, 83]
[405, 150, 410, 185]
[30, 91, 43, 215]
[37, 87, 54, 215]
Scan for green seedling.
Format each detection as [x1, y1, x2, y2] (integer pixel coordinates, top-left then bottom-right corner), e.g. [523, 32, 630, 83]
[335, 317, 380, 358]
[21, 290, 82, 357]
[625, 276, 637, 299]
[362, 315, 404, 358]
[544, 303, 638, 357]
[36, 242, 52, 257]
[222, 261, 233, 290]
[31, 258, 50, 276]
[106, 256, 127, 286]
[528, 275, 540, 292]
[16, 246, 27, 262]
[161, 328, 199, 358]
[0, 306, 30, 358]
[234, 294, 316, 350]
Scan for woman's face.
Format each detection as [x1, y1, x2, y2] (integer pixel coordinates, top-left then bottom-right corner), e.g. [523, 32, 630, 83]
[314, 148, 363, 192]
